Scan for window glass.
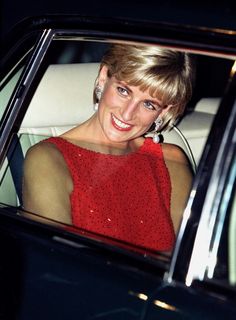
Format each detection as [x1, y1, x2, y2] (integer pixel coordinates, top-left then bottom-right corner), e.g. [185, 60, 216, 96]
[0, 66, 24, 121]
[0, 31, 39, 127]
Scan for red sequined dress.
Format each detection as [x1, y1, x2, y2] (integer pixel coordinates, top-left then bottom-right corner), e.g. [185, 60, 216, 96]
[46, 137, 175, 251]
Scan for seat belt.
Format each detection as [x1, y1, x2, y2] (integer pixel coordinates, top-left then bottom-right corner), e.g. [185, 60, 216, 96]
[7, 134, 24, 206]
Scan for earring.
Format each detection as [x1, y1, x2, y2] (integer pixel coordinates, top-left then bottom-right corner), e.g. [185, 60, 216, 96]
[94, 86, 103, 111]
[153, 117, 163, 144]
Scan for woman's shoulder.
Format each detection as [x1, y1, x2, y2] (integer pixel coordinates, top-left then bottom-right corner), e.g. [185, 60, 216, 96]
[25, 138, 67, 170]
[161, 142, 190, 166]
[26, 139, 58, 156]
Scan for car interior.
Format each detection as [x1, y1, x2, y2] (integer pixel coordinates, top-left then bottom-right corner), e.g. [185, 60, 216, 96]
[0, 63, 220, 204]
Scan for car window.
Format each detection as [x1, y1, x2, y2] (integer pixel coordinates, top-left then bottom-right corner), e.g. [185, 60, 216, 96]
[0, 37, 235, 257]
[0, 31, 39, 129]
[0, 67, 24, 122]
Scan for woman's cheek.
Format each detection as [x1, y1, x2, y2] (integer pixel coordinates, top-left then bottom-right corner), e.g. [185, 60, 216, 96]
[103, 91, 122, 109]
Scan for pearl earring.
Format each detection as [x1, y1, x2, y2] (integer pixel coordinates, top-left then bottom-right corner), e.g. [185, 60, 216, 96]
[94, 85, 103, 111]
[153, 117, 163, 144]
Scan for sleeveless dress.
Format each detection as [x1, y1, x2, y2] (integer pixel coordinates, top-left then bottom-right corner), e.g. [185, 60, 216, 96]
[46, 137, 175, 251]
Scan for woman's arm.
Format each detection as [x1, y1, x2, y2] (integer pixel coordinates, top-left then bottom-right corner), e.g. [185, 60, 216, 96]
[22, 142, 73, 224]
[162, 143, 193, 234]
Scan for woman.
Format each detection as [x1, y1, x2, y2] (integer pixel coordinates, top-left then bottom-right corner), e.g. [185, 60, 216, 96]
[22, 44, 194, 252]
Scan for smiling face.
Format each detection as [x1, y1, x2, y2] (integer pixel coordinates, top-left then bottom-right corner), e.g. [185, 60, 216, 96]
[95, 66, 171, 146]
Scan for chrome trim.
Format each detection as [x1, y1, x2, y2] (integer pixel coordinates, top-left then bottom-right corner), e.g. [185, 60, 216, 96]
[207, 144, 236, 279]
[0, 49, 33, 87]
[53, 29, 236, 59]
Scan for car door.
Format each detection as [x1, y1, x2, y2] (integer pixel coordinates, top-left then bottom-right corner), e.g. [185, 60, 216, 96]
[0, 16, 236, 319]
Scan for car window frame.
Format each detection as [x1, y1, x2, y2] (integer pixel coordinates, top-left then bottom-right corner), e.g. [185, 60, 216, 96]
[1, 22, 236, 287]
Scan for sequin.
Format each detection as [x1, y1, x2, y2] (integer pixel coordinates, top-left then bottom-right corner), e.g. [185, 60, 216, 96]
[46, 137, 175, 251]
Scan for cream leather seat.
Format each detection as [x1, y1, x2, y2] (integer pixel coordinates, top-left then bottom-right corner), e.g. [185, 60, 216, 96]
[20, 63, 99, 136]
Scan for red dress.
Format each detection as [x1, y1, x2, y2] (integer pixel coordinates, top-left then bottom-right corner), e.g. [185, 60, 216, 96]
[46, 137, 175, 251]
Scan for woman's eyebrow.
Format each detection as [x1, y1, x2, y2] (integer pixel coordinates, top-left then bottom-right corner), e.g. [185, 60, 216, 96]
[116, 80, 132, 92]
[115, 79, 163, 107]
[145, 98, 163, 108]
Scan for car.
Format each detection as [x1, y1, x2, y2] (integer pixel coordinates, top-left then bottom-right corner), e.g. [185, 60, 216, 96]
[0, 15, 236, 319]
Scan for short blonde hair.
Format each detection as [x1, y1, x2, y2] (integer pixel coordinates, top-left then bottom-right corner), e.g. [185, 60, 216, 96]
[96, 44, 195, 130]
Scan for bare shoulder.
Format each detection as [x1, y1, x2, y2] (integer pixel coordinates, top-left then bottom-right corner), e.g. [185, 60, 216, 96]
[25, 140, 69, 173]
[23, 140, 72, 224]
[161, 143, 190, 166]
[26, 140, 63, 163]
[24, 140, 71, 185]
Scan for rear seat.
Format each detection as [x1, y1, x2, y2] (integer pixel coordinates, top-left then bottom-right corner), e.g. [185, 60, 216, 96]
[0, 63, 220, 207]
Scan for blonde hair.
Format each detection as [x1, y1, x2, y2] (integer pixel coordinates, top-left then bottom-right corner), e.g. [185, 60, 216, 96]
[96, 44, 194, 130]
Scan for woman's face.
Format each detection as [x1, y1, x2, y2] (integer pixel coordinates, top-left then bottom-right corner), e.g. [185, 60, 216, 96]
[96, 66, 171, 144]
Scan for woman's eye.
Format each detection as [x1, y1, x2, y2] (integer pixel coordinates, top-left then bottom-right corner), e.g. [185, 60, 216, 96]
[143, 101, 155, 110]
[117, 86, 129, 96]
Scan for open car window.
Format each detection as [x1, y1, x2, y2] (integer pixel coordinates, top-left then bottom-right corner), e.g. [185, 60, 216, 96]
[0, 31, 39, 128]
[0, 36, 235, 259]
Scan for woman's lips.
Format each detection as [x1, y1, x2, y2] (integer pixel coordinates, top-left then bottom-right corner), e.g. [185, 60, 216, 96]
[111, 114, 132, 131]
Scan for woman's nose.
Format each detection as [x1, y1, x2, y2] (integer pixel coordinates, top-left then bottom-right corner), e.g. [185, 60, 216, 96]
[120, 100, 139, 121]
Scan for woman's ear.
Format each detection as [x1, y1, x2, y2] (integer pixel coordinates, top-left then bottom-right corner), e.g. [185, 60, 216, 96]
[98, 65, 109, 87]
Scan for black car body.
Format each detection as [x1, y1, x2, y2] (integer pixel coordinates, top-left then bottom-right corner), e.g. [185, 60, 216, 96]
[0, 15, 236, 319]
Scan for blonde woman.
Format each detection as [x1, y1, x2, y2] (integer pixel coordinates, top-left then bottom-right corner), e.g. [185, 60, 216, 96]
[23, 44, 194, 252]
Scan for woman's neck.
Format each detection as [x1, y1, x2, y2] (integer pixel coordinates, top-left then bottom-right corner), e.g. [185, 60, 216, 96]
[61, 114, 144, 155]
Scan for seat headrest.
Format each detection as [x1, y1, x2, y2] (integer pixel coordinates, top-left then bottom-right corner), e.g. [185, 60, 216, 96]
[21, 63, 100, 128]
